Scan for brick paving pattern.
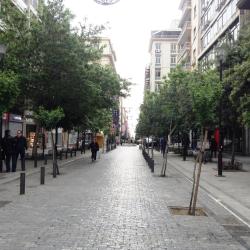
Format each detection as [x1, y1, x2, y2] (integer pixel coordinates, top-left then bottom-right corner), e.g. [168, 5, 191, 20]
[0, 146, 248, 249]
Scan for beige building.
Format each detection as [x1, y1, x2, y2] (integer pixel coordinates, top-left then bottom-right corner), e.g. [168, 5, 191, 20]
[148, 29, 181, 92]
[99, 38, 117, 70]
[178, 0, 192, 69]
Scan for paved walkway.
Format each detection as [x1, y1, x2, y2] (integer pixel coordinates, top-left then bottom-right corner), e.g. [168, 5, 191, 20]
[0, 150, 92, 185]
[153, 150, 250, 229]
[0, 146, 249, 249]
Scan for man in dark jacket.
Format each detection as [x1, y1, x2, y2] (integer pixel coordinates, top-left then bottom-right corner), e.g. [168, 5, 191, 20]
[2, 130, 13, 172]
[89, 138, 99, 162]
[12, 130, 27, 172]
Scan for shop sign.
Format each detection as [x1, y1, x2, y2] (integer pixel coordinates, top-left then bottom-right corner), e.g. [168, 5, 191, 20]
[24, 110, 34, 117]
[9, 114, 22, 123]
[25, 118, 35, 124]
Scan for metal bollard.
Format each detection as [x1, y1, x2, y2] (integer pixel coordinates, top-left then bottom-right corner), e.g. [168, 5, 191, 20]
[60, 151, 62, 160]
[44, 156, 47, 165]
[66, 151, 68, 159]
[151, 160, 154, 173]
[40, 166, 45, 185]
[74, 150, 76, 157]
[20, 173, 25, 195]
[70, 150, 73, 157]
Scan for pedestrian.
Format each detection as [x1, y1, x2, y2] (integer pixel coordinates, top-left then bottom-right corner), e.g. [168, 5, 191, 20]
[89, 137, 99, 162]
[12, 130, 27, 172]
[210, 136, 217, 159]
[2, 130, 13, 172]
[160, 137, 167, 156]
[182, 132, 190, 161]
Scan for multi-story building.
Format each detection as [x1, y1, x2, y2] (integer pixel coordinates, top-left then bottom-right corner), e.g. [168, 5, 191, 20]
[197, 0, 240, 68]
[11, 0, 39, 16]
[148, 29, 181, 92]
[178, 0, 192, 69]
[143, 66, 150, 97]
[99, 37, 117, 70]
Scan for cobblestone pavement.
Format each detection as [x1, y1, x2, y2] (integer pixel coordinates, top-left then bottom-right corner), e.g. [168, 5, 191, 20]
[0, 146, 249, 249]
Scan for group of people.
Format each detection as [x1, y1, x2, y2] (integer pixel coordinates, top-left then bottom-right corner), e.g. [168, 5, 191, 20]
[1, 130, 27, 173]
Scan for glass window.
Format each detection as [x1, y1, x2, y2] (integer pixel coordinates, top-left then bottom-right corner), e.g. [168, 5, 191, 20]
[155, 55, 161, 65]
[155, 68, 161, 80]
[171, 43, 176, 53]
[171, 55, 176, 64]
[155, 43, 161, 50]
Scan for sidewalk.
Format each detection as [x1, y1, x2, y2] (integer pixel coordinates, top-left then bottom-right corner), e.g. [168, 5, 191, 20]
[153, 150, 250, 228]
[0, 150, 92, 186]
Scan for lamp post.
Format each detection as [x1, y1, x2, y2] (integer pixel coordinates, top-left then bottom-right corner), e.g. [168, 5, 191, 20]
[93, 0, 120, 5]
[216, 45, 225, 177]
[0, 44, 7, 172]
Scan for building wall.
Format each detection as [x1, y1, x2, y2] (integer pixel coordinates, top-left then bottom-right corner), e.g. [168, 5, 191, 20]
[198, 0, 240, 68]
[149, 31, 180, 92]
[99, 38, 116, 70]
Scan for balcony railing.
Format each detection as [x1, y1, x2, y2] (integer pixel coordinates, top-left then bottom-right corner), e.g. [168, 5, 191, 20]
[177, 42, 191, 63]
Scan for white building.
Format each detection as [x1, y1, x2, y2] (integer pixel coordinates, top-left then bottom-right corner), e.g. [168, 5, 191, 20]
[99, 37, 117, 70]
[148, 29, 181, 92]
[12, 0, 39, 15]
[178, 0, 192, 69]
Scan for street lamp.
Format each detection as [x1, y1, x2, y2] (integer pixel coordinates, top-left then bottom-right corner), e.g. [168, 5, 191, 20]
[0, 44, 6, 172]
[216, 45, 226, 177]
[93, 0, 120, 5]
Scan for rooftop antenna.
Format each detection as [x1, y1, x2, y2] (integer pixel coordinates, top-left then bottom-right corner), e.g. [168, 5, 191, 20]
[93, 0, 120, 5]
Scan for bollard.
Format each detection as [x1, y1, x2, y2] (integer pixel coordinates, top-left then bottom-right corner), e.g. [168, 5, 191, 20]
[40, 166, 45, 185]
[59, 151, 62, 160]
[151, 160, 154, 173]
[74, 150, 76, 157]
[44, 156, 47, 165]
[66, 150, 68, 159]
[70, 149, 73, 157]
[20, 172, 25, 195]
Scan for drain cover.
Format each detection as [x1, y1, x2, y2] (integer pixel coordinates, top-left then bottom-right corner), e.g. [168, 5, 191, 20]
[0, 201, 11, 208]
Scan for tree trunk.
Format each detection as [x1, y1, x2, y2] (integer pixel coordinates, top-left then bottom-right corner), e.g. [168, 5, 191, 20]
[231, 127, 236, 166]
[191, 129, 208, 215]
[32, 124, 40, 168]
[188, 152, 200, 215]
[161, 142, 168, 177]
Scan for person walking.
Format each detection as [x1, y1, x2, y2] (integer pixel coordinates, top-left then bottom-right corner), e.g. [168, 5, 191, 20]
[12, 130, 27, 172]
[210, 136, 217, 160]
[2, 130, 13, 172]
[89, 137, 99, 162]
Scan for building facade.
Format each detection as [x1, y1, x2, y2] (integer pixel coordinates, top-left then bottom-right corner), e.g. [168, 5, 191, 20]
[143, 66, 150, 96]
[178, 0, 192, 69]
[197, 0, 240, 68]
[99, 38, 117, 69]
[148, 30, 181, 92]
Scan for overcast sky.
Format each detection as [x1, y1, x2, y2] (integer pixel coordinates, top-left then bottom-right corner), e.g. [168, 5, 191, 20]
[64, 0, 181, 136]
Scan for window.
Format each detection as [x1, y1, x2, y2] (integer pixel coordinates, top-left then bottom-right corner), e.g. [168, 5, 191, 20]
[171, 55, 176, 64]
[193, 27, 196, 39]
[171, 43, 176, 53]
[155, 43, 161, 51]
[155, 68, 161, 80]
[155, 55, 161, 65]
[194, 5, 197, 18]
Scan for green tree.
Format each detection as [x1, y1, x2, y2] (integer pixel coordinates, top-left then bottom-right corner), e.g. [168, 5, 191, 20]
[34, 106, 64, 177]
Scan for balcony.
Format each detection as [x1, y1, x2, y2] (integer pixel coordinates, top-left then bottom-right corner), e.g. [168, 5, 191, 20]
[177, 42, 191, 64]
[178, 21, 191, 45]
[237, 0, 250, 9]
[179, 1, 191, 28]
